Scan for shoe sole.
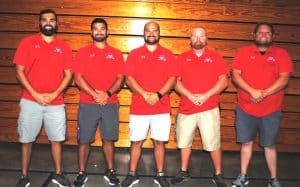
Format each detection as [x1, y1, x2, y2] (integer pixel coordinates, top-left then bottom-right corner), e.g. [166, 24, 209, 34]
[154, 178, 169, 187]
[74, 177, 88, 187]
[171, 177, 190, 185]
[103, 176, 120, 186]
[232, 181, 249, 187]
[51, 179, 69, 187]
[122, 179, 140, 187]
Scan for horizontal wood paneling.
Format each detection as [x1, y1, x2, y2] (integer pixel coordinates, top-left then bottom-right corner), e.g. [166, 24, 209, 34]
[0, 0, 299, 152]
[1, 33, 300, 59]
[1, 14, 299, 42]
[0, 0, 299, 24]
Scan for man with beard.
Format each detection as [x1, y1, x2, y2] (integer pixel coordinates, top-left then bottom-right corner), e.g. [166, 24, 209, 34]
[171, 27, 228, 187]
[231, 23, 293, 187]
[72, 18, 124, 187]
[14, 9, 72, 187]
[121, 22, 176, 187]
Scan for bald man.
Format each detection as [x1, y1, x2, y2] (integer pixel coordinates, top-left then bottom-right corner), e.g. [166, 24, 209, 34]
[121, 22, 177, 187]
[171, 27, 228, 187]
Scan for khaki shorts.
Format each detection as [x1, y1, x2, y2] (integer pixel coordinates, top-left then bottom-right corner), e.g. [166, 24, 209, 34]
[175, 107, 220, 151]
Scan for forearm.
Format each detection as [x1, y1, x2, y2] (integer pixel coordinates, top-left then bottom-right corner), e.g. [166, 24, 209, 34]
[107, 74, 125, 95]
[157, 76, 176, 95]
[74, 73, 97, 97]
[232, 70, 256, 94]
[126, 76, 147, 96]
[205, 74, 228, 97]
[175, 77, 193, 97]
[263, 73, 290, 97]
[16, 65, 38, 96]
[51, 70, 72, 96]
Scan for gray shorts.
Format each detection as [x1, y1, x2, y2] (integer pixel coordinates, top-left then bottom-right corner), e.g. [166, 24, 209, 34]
[18, 99, 66, 143]
[235, 107, 282, 147]
[77, 102, 119, 143]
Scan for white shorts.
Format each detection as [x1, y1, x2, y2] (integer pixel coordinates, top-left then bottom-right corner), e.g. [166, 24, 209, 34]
[129, 113, 171, 141]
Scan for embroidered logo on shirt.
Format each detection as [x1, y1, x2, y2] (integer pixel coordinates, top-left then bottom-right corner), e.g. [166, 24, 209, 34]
[157, 55, 167, 62]
[106, 54, 115, 60]
[53, 47, 63, 54]
[204, 57, 213, 63]
[185, 58, 192, 62]
[34, 45, 41, 49]
[266, 56, 276, 63]
[250, 55, 255, 60]
[141, 55, 146, 59]
[90, 53, 95, 57]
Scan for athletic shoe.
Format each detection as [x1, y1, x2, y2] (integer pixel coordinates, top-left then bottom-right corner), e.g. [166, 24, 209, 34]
[104, 169, 120, 186]
[73, 171, 88, 187]
[268, 178, 281, 187]
[121, 173, 139, 187]
[153, 172, 169, 187]
[212, 174, 227, 187]
[51, 173, 70, 187]
[232, 173, 249, 187]
[15, 176, 30, 187]
[171, 170, 190, 184]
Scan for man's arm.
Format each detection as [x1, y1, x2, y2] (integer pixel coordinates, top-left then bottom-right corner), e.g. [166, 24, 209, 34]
[16, 64, 47, 105]
[45, 69, 72, 104]
[263, 72, 291, 97]
[232, 69, 264, 103]
[175, 77, 197, 103]
[126, 75, 149, 100]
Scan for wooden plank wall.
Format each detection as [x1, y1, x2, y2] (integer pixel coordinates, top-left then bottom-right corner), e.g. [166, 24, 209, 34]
[0, 0, 299, 152]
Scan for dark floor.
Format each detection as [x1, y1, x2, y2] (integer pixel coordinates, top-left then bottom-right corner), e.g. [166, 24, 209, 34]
[0, 142, 299, 187]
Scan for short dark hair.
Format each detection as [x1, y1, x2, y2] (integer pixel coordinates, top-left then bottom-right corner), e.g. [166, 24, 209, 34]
[39, 9, 57, 21]
[254, 22, 275, 35]
[91, 18, 108, 31]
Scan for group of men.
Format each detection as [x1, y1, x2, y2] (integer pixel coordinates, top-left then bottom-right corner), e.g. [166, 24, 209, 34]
[14, 9, 293, 187]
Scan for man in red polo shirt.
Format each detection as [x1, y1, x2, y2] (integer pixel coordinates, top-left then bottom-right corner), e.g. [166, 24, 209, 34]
[72, 18, 124, 187]
[170, 27, 228, 187]
[14, 9, 72, 187]
[121, 22, 176, 187]
[231, 23, 293, 187]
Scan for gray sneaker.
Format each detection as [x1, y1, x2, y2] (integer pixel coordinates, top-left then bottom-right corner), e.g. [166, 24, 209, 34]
[232, 173, 249, 187]
[171, 170, 190, 185]
[15, 176, 30, 187]
[268, 178, 281, 187]
[52, 173, 70, 187]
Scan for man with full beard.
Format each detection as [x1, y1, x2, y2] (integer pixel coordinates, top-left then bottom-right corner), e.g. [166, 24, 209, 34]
[171, 27, 228, 187]
[231, 23, 293, 187]
[121, 22, 176, 187]
[14, 9, 72, 187]
[72, 18, 124, 187]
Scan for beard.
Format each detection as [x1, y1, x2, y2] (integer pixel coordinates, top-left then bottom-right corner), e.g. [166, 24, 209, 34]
[144, 36, 159, 45]
[254, 40, 272, 48]
[92, 34, 107, 42]
[190, 41, 206, 50]
[40, 24, 57, 36]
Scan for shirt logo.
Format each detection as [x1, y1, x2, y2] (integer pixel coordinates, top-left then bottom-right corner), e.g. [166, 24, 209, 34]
[90, 53, 95, 57]
[250, 55, 255, 59]
[266, 56, 276, 63]
[157, 55, 167, 62]
[204, 57, 213, 63]
[185, 58, 192, 62]
[106, 54, 115, 60]
[34, 45, 41, 49]
[53, 47, 63, 54]
[141, 55, 146, 59]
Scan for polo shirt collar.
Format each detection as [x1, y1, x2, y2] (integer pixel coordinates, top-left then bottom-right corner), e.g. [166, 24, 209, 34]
[251, 44, 275, 54]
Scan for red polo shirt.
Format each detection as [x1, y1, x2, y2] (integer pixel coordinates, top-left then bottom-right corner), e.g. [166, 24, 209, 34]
[178, 48, 229, 114]
[13, 33, 72, 105]
[232, 45, 293, 117]
[125, 45, 177, 114]
[73, 44, 124, 104]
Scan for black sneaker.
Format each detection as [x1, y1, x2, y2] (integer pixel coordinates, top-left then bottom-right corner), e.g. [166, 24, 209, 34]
[73, 171, 88, 187]
[121, 173, 139, 187]
[171, 170, 190, 184]
[212, 174, 227, 187]
[104, 169, 120, 186]
[153, 172, 169, 187]
[51, 173, 70, 187]
[15, 176, 30, 187]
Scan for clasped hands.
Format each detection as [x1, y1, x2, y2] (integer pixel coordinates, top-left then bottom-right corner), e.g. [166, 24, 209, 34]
[142, 92, 160, 106]
[187, 93, 209, 106]
[33, 92, 58, 106]
[250, 89, 267, 103]
[93, 89, 109, 105]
